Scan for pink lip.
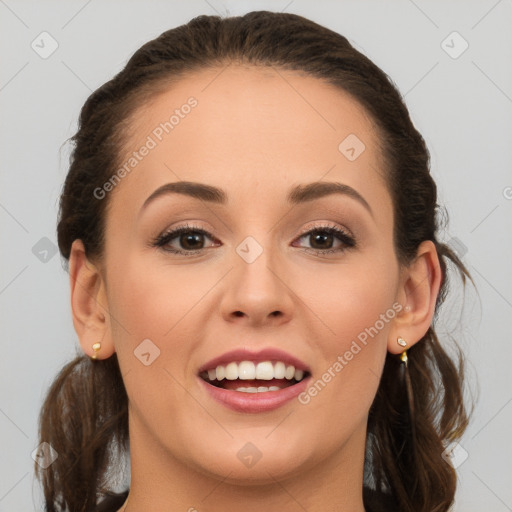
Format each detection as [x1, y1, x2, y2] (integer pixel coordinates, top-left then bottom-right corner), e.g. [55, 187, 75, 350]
[198, 374, 311, 413]
[198, 347, 310, 374]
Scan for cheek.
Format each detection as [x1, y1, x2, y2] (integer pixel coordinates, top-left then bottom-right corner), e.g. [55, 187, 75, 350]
[303, 254, 398, 345]
[108, 252, 211, 340]
[105, 255, 207, 424]
[301, 262, 397, 407]
[105, 250, 222, 409]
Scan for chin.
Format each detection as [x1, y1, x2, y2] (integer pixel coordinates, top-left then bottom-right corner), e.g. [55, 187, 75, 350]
[182, 435, 319, 486]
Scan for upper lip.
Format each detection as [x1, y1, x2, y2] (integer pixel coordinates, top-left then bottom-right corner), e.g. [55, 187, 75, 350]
[198, 347, 310, 374]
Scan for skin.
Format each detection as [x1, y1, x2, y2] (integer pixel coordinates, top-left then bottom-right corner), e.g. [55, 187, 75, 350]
[69, 65, 441, 512]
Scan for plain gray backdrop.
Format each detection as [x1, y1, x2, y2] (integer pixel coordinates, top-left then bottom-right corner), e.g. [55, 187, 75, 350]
[1, 0, 511, 510]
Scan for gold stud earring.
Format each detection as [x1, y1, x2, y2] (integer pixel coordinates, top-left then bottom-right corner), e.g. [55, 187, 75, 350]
[91, 342, 101, 360]
[397, 336, 407, 348]
[397, 337, 408, 365]
[397, 337, 414, 439]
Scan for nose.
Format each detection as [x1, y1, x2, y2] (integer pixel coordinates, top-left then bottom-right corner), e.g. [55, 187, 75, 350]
[219, 244, 294, 327]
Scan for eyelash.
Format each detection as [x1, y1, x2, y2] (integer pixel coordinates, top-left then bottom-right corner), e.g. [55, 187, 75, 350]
[151, 222, 356, 257]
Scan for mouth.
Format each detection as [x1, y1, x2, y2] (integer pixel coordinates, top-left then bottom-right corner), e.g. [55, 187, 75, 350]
[199, 360, 310, 393]
[197, 348, 311, 412]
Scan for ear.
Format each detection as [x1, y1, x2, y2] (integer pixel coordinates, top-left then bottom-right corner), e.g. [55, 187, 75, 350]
[388, 240, 442, 354]
[68, 239, 115, 359]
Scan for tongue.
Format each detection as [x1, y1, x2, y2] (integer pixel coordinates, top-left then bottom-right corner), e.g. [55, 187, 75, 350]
[219, 378, 294, 390]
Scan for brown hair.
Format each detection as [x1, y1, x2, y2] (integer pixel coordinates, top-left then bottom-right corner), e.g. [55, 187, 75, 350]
[36, 11, 473, 512]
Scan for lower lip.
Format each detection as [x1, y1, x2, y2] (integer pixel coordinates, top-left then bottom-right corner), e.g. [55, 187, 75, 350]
[198, 375, 311, 413]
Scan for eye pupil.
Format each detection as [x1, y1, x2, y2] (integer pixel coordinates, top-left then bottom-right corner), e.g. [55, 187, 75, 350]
[311, 232, 333, 249]
[181, 233, 203, 250]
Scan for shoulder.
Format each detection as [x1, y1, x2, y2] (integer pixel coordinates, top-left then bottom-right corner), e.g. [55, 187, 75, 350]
[96, 490, 129, 512]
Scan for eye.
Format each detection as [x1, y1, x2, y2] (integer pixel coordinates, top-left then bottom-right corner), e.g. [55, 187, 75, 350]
[151, 222, 356, 257]
[292, 224, 356, 255]
[151, 223, 219, 255]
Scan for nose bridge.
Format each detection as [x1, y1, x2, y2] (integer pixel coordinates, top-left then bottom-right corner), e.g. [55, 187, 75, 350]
[220, 233, 293, 324]
[235, 234, 282, 300]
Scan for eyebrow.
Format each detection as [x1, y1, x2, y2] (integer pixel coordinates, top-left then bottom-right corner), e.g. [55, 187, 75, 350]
[140, 180, 373, 217]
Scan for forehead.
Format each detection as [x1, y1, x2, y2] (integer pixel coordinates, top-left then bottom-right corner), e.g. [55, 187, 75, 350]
[111, 65, 390, 218]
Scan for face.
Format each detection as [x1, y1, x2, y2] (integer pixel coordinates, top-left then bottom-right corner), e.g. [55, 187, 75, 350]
[99, 65, 403, 484]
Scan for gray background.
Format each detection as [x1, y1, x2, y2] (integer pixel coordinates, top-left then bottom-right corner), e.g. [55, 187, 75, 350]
[1, 0, 511, 510]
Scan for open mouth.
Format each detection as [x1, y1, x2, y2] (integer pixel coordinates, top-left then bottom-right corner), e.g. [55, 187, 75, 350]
[199, 360, 310, 393]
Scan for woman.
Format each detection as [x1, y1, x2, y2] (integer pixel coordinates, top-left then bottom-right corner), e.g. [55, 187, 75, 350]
[36, 11, 472, 512]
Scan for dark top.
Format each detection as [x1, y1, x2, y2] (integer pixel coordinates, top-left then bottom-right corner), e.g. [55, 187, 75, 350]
[96, 491, 128, 512]
[96, 487, 398, 511]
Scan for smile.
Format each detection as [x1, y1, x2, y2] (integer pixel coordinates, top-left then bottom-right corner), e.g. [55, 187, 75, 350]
[198, 360, 311, 413]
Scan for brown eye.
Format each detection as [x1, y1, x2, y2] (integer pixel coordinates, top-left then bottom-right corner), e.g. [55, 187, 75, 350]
[293, 226, 356, 255]
[308, 231, 335, 250]
[152, 225, 218, 255]
[152, 223, 355, 257]
[179, 232, 206, 250]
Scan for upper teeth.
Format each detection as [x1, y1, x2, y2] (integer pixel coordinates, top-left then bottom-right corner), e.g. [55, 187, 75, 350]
[204, 361, 305, 382]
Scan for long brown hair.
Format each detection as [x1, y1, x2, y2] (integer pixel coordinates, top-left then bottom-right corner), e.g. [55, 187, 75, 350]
[36, 11, 473, 512]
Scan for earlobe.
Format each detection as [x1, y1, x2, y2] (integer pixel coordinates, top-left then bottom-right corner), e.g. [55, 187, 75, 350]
[388, 240, 442, 354]
[68, 239, 115, 359]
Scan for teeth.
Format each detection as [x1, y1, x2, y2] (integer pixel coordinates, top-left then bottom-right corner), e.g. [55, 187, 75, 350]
[255, 361, 274, 380]
[216, 365, 226, 381]
[225, 362, 238, 380]
[285, 365, 295, 380]
[273, 361, 286, 379]
[238, 361, 256, 379]
[202, 360, 307, 382]
[235, 386, 282, 393]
